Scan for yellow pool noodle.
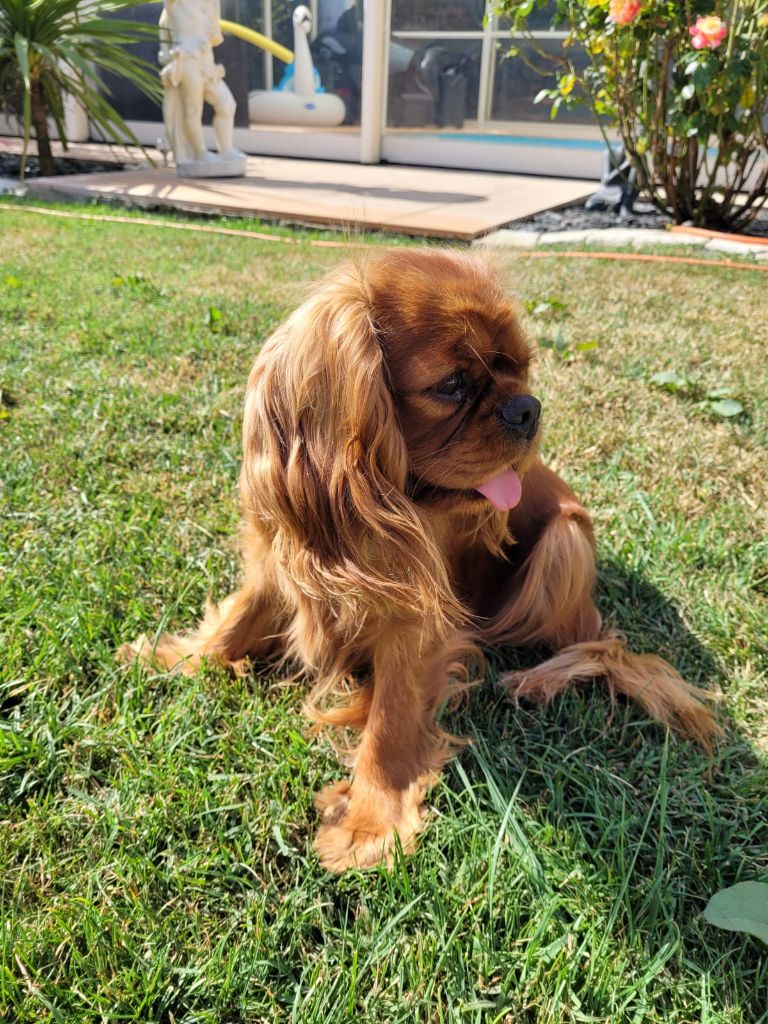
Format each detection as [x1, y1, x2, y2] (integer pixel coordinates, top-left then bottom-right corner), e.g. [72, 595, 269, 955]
[219, 19, 294, 64]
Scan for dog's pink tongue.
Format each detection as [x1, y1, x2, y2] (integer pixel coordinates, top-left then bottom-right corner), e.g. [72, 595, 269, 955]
[475, 469, 522, 511]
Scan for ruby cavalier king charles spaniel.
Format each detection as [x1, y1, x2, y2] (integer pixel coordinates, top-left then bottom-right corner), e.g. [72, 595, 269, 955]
[121, 249, 719, 871]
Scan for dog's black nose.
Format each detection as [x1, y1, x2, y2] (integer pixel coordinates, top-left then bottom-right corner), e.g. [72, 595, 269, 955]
[500, 395, 541, 440]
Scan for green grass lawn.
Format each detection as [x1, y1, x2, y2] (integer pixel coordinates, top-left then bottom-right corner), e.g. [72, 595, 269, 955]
[1, 201, 767, 1023]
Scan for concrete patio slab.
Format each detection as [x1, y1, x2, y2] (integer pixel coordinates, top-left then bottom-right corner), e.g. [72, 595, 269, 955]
[704, 238, 768, 255]
[20, 155, 596, 241]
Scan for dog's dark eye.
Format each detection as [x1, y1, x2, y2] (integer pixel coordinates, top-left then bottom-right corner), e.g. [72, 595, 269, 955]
[433, 372, 466, 398]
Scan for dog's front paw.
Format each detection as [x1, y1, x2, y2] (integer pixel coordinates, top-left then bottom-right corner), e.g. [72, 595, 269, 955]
[313, 780, 426, 872]
[115, 633, 201, 675]
[115, 634, 155, 666]
[116, 633, 250, 676]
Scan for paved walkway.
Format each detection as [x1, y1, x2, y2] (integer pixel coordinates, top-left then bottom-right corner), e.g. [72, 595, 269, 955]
[0, 139, 595, 240]
[473, 226, 768, 258]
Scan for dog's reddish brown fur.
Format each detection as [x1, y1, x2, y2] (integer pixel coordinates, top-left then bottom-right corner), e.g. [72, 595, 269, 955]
[120, 249, 720, 871]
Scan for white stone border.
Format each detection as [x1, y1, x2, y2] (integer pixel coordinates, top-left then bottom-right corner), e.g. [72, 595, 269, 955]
[473, 226, 768, 259]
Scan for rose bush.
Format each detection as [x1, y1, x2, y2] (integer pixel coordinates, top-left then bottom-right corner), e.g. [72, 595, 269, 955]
[496, 0, 768, 229]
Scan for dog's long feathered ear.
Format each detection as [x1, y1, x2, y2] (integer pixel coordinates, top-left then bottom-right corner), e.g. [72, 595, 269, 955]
[241, 262, 461, 628]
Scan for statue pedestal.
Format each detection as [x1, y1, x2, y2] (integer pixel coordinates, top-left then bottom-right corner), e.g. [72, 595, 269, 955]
[176, 154, 246, 179]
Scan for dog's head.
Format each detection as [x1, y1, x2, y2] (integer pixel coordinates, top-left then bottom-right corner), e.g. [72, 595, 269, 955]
[242, 249, 539, 617]
[367, 249, 539, 513]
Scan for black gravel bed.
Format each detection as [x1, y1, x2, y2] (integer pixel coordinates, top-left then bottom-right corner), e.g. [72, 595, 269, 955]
[0, 153, 125, 179]
[520, 201, 768, 238]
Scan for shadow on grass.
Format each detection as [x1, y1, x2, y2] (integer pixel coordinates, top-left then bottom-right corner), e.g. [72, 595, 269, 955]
[434, 555, 767, 1000]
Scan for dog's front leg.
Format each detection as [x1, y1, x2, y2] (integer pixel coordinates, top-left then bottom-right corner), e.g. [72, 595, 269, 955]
[313, 624, 466, 872]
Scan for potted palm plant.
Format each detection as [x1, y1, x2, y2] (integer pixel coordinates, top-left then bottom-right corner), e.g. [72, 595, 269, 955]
[0, 0, 162, 180]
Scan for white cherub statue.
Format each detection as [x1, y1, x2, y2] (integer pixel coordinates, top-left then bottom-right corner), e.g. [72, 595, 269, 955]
[159, 0, 246, 177]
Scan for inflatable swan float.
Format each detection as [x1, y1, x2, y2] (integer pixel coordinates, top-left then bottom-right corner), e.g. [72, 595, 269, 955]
[248, 6, 346, 127]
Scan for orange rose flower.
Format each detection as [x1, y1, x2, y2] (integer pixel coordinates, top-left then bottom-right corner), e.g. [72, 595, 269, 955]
[689, 15, 728, 49]
[608, 0, 642, 24]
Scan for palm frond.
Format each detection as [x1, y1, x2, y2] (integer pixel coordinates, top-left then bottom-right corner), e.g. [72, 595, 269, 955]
[11, 30, 32, 175]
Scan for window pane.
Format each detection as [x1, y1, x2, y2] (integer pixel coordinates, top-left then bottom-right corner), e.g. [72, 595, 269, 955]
[104, 1, 264, 126]
[220, 0, 266, 124]
[257, 0, 363, 126]
[101, 2, 163, 122]
[391, 0, 485, 33]
[105, 1, 363, 129]
[310, 1, 363, 125]
[387, 37, 482, 128]
[490, 39, 594, 124]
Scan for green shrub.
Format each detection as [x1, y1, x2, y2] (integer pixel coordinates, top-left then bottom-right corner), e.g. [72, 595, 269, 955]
[497, 0, 768, 229]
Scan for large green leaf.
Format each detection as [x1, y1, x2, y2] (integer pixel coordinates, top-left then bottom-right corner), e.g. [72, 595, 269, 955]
[704, 882, 768, 946]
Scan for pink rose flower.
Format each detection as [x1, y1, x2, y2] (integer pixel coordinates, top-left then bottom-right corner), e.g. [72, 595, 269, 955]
[689, 15, 728, 49]
[609, 0, 642, 24]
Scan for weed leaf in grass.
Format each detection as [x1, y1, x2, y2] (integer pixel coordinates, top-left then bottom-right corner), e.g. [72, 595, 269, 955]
[706, 397, 744, 419]
[704, 881, 768, 946]
[526, 296, 568, 318]
[539, 331, 598, 361]
[208, 305, 223, 332]
[650, 372, 746, 420]
[650, 370, 693, 393]
[111, 272, 167, 299]
[539, 329, 571, 356]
